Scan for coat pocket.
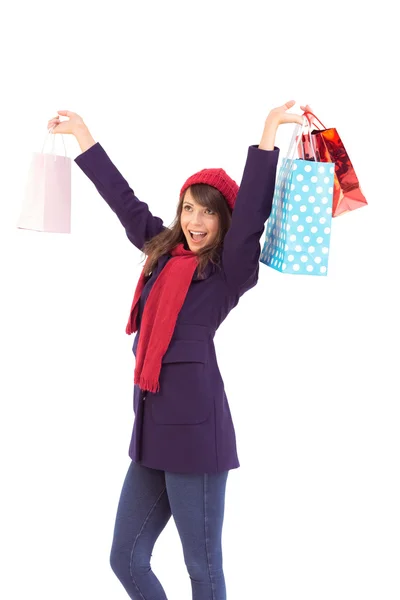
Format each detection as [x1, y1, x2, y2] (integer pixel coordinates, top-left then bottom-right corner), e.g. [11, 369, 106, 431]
[150, 340, 212, 425]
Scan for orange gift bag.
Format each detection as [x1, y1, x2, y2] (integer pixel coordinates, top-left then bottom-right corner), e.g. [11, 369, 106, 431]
[298, 111, 367, 217]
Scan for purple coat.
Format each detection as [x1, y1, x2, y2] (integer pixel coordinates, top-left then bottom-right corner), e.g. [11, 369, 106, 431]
[75, 142, 279, 473]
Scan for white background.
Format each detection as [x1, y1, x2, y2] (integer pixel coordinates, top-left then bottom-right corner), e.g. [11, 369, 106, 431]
[1, 1, 399, 599]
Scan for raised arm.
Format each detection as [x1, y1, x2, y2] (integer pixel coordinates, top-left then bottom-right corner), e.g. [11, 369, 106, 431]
[221, 144, 279, 292]
[47, 111, 165, 250]
[221, 100, 305, 293]
[74, 142, 165, 250]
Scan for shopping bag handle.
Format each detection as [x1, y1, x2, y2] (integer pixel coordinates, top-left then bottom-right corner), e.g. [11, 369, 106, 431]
[302, 110, 327, 131]
[41, 128, 68, 159]
[288, 116, 318, 161]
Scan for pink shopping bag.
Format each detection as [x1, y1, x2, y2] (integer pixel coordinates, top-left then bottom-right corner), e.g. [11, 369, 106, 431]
[17, 130, 71, 233]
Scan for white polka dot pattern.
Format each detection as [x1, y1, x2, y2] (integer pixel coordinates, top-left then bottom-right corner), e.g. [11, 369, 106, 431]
[260, 158, 334, 276]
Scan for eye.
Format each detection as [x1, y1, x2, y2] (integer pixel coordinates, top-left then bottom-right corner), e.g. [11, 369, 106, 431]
[205, 209, 215, 215]
[183, 205, 192, 211]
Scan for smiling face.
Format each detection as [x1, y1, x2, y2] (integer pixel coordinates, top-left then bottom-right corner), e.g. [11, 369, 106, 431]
[180, 188, 220, 252]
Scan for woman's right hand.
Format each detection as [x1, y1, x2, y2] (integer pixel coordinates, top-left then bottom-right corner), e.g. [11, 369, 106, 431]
[47, 110, 86, 136]
[48, 110, 96, 153]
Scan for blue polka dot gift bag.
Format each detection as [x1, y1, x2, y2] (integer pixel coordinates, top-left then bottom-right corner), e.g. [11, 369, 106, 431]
[260, 120, 335, 276]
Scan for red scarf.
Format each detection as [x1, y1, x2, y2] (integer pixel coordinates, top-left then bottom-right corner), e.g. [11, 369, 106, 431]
[125, 243, 199, 393]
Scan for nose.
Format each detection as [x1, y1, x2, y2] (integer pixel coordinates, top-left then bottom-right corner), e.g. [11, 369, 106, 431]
[190, 210, 204, 227]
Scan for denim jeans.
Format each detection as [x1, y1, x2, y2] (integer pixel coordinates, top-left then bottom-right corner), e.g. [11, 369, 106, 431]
[110, 461, 229, 600]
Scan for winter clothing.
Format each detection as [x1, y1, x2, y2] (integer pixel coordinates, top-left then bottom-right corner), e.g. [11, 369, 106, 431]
[74, 142, 279, 473]
[126, 242, 198, 393]
[179, 167, 239, 210]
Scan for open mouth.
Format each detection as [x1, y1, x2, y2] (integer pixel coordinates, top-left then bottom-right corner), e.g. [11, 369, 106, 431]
[189, 231, 207, 242]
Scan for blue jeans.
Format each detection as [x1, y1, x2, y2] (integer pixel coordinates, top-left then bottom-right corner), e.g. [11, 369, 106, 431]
[110, 461, 229, 600]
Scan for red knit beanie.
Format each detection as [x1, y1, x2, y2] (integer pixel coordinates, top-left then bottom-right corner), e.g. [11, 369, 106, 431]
[180, 168, 239, 211]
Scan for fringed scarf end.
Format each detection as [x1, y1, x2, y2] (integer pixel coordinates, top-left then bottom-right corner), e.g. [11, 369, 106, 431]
[126, 317, 138, 335]
[134, 374, 160, 394]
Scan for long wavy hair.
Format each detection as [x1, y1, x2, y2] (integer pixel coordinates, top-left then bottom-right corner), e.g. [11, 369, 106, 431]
[142, 183, 233, 278]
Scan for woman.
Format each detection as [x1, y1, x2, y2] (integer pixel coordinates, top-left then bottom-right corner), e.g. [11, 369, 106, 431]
[48, 100, 308, 600]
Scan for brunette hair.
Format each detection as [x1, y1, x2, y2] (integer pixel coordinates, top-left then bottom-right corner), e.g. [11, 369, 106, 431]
[142, 184, 232, 278]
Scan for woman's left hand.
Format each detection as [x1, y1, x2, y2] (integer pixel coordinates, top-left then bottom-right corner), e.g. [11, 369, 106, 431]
[300, 104, 314, 115]
[265, 100, 305, 126]
[259, 100, 310, 150]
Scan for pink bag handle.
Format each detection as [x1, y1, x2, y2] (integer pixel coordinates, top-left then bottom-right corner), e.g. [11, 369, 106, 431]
[42, 128, 68, 161]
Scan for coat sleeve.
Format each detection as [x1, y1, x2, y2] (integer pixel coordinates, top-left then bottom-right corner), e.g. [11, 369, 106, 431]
[221, 144, 279, 293]
[74, 142, 165, 250]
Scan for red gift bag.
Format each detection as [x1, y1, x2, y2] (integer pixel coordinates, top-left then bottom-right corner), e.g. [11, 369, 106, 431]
[298, 111, 367, 217]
